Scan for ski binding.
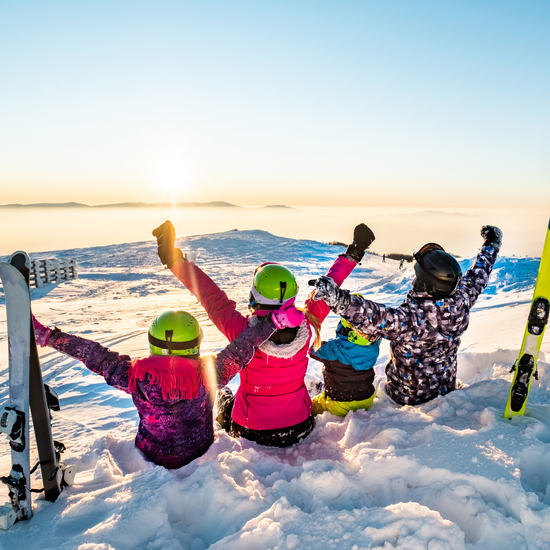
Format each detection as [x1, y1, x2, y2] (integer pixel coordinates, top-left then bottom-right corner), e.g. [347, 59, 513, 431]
[0, 464, 30, 530]
[0, 407, 25, 452]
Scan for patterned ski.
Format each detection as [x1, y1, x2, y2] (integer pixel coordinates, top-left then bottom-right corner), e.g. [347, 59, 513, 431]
[504, 219, 550, 418]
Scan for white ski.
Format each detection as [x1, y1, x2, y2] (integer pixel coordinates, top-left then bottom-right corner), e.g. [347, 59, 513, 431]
[0, 262, 33, 529]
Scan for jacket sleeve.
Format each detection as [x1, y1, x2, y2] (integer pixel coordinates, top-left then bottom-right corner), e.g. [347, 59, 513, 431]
[170, 259, 249, 341]
[47, 330, 133, 393]
[305, 254, 356, 324]
[333, 293, 416, 342]
[457, 240, 501, 307]
[214, 316, 277, 385]
[310, 340, 336, 363]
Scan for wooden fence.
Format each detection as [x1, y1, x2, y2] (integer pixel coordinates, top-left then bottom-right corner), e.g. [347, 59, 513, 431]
[30, 258, 78, 288]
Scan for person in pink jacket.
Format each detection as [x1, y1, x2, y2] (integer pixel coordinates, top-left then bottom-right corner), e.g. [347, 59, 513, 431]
[152, 221, 375, 447]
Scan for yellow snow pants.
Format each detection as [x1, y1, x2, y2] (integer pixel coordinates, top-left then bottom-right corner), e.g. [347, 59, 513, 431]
[311, 391, 375, 417]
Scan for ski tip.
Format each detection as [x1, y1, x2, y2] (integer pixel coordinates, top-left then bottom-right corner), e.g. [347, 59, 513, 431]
[9, 251, 31, 271]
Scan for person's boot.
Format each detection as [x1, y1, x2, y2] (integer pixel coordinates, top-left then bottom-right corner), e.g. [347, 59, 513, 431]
[215, 386, 234, 432]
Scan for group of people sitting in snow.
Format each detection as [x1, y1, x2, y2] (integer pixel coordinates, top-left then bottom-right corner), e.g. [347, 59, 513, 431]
[32, 221, 502, 469]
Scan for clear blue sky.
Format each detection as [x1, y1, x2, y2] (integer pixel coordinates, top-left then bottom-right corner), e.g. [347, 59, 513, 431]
[0, 0, 548, 207]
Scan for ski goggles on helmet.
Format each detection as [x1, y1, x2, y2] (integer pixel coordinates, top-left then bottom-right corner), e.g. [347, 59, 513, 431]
[148, 329, 203, 355]
[413, 242, 445, 262]
[336, 318, 375, 346]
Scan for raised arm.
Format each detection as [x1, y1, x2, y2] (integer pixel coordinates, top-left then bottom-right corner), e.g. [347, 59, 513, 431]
[305, 254, 356, 323]
[307, 277, 416, 341]
[305, 223, 375, 323]
[33, 317, 133, 393]
[153, 221, 248, 341]
[171, 258, 248, 341]
[458, 225, 502, 307]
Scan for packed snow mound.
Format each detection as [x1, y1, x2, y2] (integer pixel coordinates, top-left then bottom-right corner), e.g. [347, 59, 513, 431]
[0, 229, 549, 550]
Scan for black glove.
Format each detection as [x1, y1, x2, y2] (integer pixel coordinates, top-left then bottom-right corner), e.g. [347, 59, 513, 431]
[481, 225, 502, 248]
[346, 223, 375, 263]
[309, 276, 350, 311]
[152, 220, 184, 268]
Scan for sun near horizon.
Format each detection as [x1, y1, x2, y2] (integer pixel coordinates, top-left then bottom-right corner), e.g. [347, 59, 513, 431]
[0, 2, 548, 212]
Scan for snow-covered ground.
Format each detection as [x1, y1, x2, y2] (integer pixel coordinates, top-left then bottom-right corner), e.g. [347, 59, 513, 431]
[1, 229, 549, 550]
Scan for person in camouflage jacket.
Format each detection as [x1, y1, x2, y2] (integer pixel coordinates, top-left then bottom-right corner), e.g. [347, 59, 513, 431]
[309, 226, 502, 406]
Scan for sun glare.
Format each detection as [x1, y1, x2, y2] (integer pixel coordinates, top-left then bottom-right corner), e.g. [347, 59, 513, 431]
[151, 156, 190, 205]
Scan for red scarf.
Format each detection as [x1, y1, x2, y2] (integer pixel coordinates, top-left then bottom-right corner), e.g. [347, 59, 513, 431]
[129, 355, 205, 400]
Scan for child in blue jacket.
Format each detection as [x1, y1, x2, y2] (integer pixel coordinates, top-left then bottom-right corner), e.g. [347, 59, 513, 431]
[310, 301, 381, 416]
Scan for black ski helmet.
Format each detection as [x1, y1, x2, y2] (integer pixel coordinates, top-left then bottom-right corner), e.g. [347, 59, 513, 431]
[413, 243, 462, 299]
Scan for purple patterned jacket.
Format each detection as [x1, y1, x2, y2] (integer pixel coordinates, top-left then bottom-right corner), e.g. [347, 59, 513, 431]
[45, 316, 277, 468]
[329, 240, 501, 405]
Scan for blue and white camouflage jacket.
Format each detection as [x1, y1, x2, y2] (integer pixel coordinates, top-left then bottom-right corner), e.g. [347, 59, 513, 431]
[329, 239, 501, 406]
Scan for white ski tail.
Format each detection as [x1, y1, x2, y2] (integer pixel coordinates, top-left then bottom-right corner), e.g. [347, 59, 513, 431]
[0, 263, 33, 526]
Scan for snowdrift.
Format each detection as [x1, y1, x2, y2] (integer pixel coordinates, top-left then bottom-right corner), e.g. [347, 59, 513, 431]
[1, 230, 549, 550]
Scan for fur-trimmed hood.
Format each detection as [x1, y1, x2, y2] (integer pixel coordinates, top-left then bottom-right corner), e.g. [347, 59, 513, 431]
[248, 316, 310, 359]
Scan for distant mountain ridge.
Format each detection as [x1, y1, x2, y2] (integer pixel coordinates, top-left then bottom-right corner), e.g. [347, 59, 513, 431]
[0, 201, 294, 209]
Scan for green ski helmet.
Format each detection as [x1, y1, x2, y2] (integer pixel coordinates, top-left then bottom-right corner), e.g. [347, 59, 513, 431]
[336, 294, 375, 346]
[249, 262, 299, 310]
[148, 310, 203, 357]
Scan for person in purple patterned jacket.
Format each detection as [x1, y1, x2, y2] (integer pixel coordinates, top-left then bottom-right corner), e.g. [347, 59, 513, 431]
[32, 301, 304, 469]
[309, 226, 502, 406]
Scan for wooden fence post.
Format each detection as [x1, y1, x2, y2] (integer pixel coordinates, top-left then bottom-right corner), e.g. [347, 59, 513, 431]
[31, 260, 43, 287]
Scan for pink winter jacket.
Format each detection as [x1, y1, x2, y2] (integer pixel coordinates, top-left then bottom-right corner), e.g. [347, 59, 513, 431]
[171, 255, 355, 430]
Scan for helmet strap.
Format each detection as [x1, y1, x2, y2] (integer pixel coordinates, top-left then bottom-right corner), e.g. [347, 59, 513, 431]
[165, 330, 174, 355]
[279, 281, 287, 302]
